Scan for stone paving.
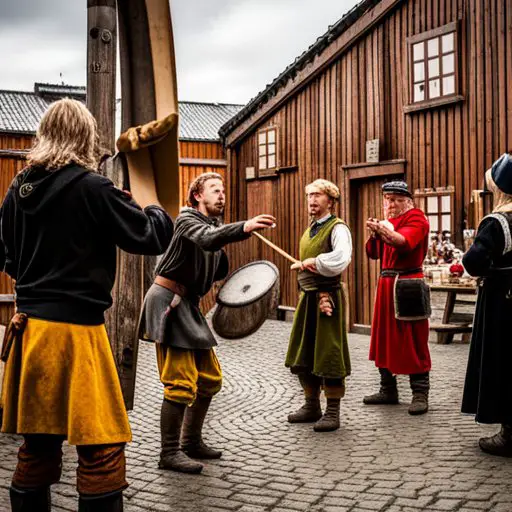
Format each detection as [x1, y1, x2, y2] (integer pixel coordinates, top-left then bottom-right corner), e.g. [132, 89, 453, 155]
[0, 319, 511, 512]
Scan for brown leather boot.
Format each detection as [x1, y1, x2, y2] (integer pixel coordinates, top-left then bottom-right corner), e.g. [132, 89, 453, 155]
[408, 372, 429, 415]
[479, 425, 512, 457]
[159, 399, 203, 473]
[363, 368, 399, 405]
[10, 486, 51, 512]
[288, 373, 322, 423]
[313, 398, 340, 432]
[181, 395, 222, 459]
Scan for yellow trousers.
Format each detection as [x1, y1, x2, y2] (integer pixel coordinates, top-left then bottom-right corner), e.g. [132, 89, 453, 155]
[156, 345, 222, 405]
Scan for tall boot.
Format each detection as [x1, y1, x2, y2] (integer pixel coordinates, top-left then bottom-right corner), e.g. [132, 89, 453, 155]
[288, 373, 322, 423]
[78, 490, 123, 512]
[409, 372, 429, 415]
[363, 368, 399, 405]
[181, 395, 222, 459]
[159, 399, 203, 474]
[313, 398, 340, 432]
[10, 485, 50, 512]
[479, 425, 512, 457]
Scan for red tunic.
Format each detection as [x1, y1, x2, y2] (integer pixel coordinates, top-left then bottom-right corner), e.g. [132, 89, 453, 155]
[366, 208, 431, 375]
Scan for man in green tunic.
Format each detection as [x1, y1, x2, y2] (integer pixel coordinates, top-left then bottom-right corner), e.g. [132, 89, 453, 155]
[286, 179, 352, 432]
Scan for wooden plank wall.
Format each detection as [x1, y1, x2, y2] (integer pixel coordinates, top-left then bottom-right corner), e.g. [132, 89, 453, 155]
[179, 141, 226, 207]
[225, 0, 512, 320]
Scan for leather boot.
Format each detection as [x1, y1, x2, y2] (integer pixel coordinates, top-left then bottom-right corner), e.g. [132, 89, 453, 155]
[10, 485, 51, 512]
[409, 372, 429, 415]
[479, 425, 512, 457]
[181, 395, 222, 459]
[78, 490, 123, 512]
[288, 373, 323, 423]
[313, 398, 340, 432]
[363, 368, 399, 405]
[159, 399, 203, 474]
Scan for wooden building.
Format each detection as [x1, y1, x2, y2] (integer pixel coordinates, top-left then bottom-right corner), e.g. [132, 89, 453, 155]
[0, 83, 242, 321]
[219, 0, 512, 331]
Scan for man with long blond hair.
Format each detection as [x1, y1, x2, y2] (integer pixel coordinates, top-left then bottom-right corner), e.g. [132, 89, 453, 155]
[0, 98, 173, 511]
[285, 179, 352, 433]
[139, 172, 275, 474]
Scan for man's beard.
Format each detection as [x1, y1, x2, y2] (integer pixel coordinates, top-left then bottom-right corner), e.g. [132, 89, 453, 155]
[206, 202, 225, 216]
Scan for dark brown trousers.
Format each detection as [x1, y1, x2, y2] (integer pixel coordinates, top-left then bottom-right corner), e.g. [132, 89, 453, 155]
[12, 434, 127, 495]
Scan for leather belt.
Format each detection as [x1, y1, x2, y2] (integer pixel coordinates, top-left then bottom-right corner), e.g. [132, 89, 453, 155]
[154, 276, 188, 297]
[380, 267, 422, 278]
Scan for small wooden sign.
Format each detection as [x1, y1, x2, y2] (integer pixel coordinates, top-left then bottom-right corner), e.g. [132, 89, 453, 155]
[246, 166, 256, 180]
[366, 139, 380, 163]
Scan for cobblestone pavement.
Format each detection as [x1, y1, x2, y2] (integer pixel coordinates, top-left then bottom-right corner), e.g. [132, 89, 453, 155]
[0, 320, 511, 512]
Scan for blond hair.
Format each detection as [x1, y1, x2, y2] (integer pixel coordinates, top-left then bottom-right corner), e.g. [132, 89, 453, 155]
[186, 172, 224, 207]
[486, 168, 512, 213]
[27, 98, 99, 171]
[305, 179, 340, 200]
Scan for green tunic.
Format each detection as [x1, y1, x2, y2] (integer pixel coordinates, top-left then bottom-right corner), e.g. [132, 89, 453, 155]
[285, 216, 351, 379]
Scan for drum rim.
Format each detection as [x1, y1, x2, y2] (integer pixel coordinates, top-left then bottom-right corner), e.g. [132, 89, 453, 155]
[216, 260, 279, 307]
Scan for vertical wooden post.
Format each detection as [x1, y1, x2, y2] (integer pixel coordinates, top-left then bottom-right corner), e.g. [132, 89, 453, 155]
[86, 0, 117, 153]
[87, 0, 141, 410]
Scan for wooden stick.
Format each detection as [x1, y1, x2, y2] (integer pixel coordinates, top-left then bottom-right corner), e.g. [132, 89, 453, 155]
[252, 232, 300, 264]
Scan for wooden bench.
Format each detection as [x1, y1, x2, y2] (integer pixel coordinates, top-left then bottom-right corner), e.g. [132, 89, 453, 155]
[431, 323, 472, 344]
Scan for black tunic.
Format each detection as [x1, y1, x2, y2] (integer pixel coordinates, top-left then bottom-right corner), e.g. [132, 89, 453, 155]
[461, 213, 512, 424]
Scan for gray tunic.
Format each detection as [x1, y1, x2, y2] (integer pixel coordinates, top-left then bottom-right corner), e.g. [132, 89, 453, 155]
[139, 207, 250, 349]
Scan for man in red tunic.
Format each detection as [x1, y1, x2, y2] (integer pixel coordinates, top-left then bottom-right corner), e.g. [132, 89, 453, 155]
[363, 180, 431, 415]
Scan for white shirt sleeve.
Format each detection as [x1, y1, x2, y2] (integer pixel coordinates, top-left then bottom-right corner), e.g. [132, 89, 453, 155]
[315, 224, 352, 277]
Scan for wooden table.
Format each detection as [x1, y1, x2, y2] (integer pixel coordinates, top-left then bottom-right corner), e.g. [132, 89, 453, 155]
[429, 283, 477, 344]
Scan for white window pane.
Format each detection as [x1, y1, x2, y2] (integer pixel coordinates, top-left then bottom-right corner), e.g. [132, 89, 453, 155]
[414, 82, 425, 102]
[258, 132, 266, 144]
[428, 37, 439, 57]
[442, 53, 455, 74]
[259, 144, 266, 156]
[413, 42, 424, 61]
[268, 154, 276, 169]
[259, 156, 267, 169]
[429, 215, 439, 231]
[429, 78, 440, 98]
[267, 130, 276, 143]
[414, 62, 425, 82]
[268, 143, 276, 155]
[442, 214, 451, 231]
[427, 196, 438, 213]
[441, 195, 451, 212]
[442, 33, 454, 53]
[443, 75, 455, 95]
[428, 58, 440, 78]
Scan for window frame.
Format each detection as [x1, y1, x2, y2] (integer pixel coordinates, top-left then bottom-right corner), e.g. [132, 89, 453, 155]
[405, 21, 462, 113]
[414, 186, 455, 236]
[256, 126, 279, 177]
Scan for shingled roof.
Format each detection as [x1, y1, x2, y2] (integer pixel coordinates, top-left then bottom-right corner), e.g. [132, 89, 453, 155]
[0, 85, 243, 141]
[219, 0, 380, 139]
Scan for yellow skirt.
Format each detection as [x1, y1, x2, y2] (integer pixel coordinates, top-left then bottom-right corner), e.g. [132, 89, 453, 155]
[1, 318, 132, 446]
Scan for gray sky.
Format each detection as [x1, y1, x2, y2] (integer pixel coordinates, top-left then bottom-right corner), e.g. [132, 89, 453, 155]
[0, 0, 361, 104]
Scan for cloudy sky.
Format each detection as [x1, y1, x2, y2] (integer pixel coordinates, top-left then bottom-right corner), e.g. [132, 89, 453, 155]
[0, 0, 360, 105]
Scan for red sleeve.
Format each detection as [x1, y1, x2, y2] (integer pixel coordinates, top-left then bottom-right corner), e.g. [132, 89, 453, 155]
[396, 211, 429, 251]
[365, 236, 382, 260]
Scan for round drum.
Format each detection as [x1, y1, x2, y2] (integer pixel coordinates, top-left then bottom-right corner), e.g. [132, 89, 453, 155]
[212, 260, 279, 339]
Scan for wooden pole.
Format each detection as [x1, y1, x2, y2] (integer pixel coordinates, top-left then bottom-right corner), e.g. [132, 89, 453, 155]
[252, 232, 300, 264]
[86, 0, 117, 153]
[87, 0, 141, 410]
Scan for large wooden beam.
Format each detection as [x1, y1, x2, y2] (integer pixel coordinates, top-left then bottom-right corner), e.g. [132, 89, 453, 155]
[86, 0, 117, 153]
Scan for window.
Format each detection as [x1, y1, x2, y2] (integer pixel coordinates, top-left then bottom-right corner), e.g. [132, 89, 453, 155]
[407, 22, 461, 111]
[414, 187, 454, 235]
[257, 127, 278, 176]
